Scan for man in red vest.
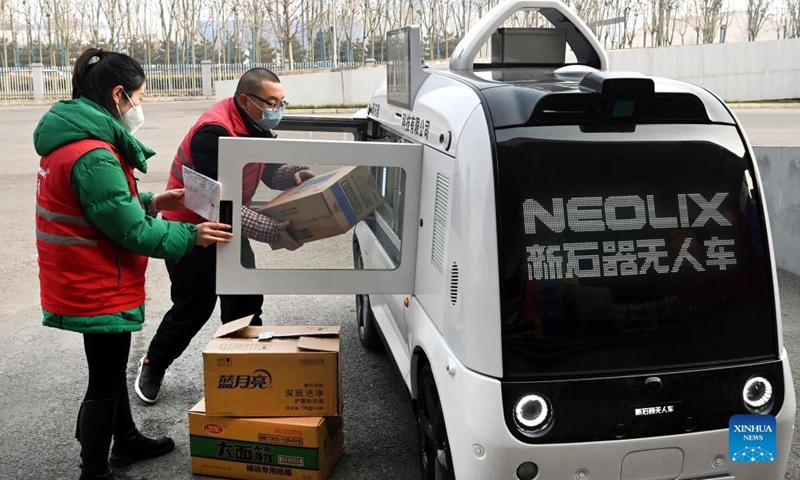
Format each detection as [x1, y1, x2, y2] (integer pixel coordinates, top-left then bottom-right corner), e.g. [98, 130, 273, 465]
[135, 68, 314, 404]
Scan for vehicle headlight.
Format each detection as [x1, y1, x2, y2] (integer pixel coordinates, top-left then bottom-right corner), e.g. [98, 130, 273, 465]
[743, 376, 773, 411]
[513, 394, 553, 436]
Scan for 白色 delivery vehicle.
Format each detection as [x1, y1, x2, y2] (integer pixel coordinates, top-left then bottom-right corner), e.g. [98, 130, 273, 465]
[214, 1, 796, 479]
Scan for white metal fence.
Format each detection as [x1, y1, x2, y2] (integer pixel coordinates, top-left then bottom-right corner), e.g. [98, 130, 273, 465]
[0, 67, 34, 100]
[145, 64, 203, 97]
[41, 67, 72, 98]
[0, 61, 385, 101]
[211, 63, 278, 84]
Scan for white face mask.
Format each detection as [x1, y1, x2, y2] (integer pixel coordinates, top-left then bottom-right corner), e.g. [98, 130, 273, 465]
[118, 90, 145, 134]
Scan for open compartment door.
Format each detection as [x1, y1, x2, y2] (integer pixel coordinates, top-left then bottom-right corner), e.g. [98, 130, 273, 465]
[216, 137, 422, 295]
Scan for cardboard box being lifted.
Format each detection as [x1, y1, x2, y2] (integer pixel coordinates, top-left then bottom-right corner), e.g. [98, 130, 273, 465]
[189, 399, 344, 480]
[257, 166, 383, 245]
[203, 317, 341, 417]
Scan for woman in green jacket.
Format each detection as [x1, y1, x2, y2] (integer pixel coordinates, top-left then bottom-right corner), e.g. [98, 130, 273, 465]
[34, 48, 232, 480]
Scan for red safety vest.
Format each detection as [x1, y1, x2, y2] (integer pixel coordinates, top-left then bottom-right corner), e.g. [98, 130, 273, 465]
[36, 139, 149, 316]
[163, 97, 265, 224]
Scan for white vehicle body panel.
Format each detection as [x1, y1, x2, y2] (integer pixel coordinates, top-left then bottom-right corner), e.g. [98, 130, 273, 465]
[412, 147, 453, 334]
[441, 105, 504, 379]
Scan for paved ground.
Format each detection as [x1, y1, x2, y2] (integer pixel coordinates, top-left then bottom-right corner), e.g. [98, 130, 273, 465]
[0, 101, 798, 480]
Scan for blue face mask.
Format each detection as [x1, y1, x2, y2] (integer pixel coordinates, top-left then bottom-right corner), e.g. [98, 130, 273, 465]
[248, 96, 283, 130]
[257, 109, 282, 130]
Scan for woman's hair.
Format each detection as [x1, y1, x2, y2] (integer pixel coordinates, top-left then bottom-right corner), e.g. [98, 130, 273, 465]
[72, 48, 145, 118]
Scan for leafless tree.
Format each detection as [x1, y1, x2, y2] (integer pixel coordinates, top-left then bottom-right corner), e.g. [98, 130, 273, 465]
[135, 0, 153, 63]
[625, 6, 641, 47]
[361, 0, 385, 61]
[123, 0, 136, 57]
[101, 0, 123, 49]
[2, 0, 797, 68]
[42, 2, 54, 64]
[434, 0, 453, 57]
[265, 0, 302, 68]
[746, 0, 772, 40]
[676, 0, 691, 43]
[71, 1, 88, 52]
[418, 0, 437, 58]
[613, 0, 640, 49]
[340, 0, 359, 63]
[52, 0, 75, 64]
[391, 0, 416, 29]
[595, 0, 618, 49]
[379, 0, 398, 58]
[785, 0, 800, 37]
[171, 0, 203, 63]
[241, 0, 265, 63]
[78, 0, 104, 47]
[382, 0, 395, 32]
[0, 0, 8, 68]
[326, 0, 350, 63]
[450, 0, 474, 38]
[568, 0, 603, 33]
[300, 0, 325, 63]
[647, 0, 680, 46]
[19, 0, 33, 62]
[159, 0, 178, 64]
[207, 0, 232, 62]
[693, 0, 725, 43]
[635, 0, 655, 47]
[35, 1, 47, 62]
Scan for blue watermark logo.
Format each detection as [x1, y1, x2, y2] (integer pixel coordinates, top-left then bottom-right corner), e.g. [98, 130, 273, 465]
[729, 414, 776, 463]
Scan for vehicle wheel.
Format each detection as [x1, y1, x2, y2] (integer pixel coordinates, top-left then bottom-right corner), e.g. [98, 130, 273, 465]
[355, 255, 383, 350]
[416, 363, 455, 480]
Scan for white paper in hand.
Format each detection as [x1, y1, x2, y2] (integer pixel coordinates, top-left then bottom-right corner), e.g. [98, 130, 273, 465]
[182, 166, 221, 221]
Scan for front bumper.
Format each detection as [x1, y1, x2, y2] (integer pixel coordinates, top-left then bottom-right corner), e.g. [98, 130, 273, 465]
[436, 352, 795, 480]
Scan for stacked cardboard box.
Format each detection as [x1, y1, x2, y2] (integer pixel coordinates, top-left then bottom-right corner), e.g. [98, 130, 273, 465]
[189, 317, 344, 480]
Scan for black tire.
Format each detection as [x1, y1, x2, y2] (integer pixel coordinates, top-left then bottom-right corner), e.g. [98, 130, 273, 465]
[354, 253, 383, 350]
[416, 363, 455, 480]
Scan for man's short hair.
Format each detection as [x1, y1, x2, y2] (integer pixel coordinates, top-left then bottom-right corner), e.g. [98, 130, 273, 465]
[235, 68, 281, 97]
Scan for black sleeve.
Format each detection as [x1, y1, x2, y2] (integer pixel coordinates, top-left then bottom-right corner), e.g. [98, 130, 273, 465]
[190, 124, 230, 181]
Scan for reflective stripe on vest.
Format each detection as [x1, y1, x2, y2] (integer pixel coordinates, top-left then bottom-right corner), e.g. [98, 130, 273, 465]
[36, 203, 91, 226]
[172, 148, 191, 182]
[36, 229, 98, 246]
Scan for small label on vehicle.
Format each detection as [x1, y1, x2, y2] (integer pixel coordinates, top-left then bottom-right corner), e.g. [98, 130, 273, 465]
[729, 414, 776, 463]
[634, 404, 676, 417]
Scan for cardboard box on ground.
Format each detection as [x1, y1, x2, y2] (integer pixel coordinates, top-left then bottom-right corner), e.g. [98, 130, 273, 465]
[202, 316, 343, 418]
[258, 166, 383, 248]
[189, 399, 344, 480]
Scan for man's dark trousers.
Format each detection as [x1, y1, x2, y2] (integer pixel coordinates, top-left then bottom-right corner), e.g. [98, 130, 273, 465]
[146, 236, 263, 368]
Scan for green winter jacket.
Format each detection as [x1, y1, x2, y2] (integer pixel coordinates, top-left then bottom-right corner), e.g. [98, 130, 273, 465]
[34, 96, 198, 334]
